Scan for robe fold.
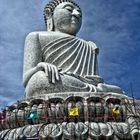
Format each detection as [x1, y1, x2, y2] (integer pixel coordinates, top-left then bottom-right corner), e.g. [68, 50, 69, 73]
[40, 34, 99, 77]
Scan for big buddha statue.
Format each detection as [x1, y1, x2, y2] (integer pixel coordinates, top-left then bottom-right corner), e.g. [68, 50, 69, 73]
[23, 0, 123, 98]
[0, 0, 140, 139]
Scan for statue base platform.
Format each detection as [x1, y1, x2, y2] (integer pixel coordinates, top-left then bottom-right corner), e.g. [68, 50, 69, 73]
[0, 92, 140, 140]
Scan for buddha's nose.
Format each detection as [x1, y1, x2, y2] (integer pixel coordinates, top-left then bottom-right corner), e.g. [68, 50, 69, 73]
[72, 9, 81, 17]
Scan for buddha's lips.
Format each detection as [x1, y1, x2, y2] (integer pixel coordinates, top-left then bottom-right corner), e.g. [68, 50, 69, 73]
[72, 15, 80, 22]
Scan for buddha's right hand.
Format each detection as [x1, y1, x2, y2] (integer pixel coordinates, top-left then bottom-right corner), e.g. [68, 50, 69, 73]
[37, 62, 60, 84]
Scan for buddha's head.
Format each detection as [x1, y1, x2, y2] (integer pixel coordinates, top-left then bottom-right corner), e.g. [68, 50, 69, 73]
[44, 0, 82, 35]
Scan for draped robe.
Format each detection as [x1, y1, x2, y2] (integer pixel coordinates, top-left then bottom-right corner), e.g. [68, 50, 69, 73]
[24, 32, 100, 98]
[40, 33, 99, 76]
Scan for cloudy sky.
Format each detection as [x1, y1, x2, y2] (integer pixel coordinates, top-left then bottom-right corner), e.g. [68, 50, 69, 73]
[0, 0, 140, 108]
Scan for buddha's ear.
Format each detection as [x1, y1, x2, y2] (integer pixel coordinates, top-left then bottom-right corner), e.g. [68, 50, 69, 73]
[47, 17, 54, 31]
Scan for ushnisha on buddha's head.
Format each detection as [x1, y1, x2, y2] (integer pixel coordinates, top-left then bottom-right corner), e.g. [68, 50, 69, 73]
[44, 0, 82, 35]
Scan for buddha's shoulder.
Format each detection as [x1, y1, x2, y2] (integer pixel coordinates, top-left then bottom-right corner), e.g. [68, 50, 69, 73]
[26, 31, 72, 40]
[26, 31, 77, 47]
[25, 31, 98, 50]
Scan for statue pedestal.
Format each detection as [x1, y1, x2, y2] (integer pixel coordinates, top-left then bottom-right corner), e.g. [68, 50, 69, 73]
[1, 92, 139, 139]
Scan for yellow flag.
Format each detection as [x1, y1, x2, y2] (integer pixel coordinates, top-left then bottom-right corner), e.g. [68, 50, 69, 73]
[68, 107, 79, 116]
[112, 107, 120, 115]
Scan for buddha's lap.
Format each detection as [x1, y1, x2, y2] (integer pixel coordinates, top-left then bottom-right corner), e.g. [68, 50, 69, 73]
[25, 71, 89, 97]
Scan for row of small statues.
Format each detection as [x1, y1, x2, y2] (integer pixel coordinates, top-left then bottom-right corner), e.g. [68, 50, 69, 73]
[0, 98, 130, 130]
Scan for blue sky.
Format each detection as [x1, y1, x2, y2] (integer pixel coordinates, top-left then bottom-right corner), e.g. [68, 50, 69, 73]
[0, 0, 140, 108]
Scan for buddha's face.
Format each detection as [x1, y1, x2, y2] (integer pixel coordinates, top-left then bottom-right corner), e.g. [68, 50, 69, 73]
[52, 2, 82, 35]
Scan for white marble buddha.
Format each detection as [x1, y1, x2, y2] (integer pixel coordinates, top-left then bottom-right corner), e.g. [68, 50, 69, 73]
[23, 0, 123, 98]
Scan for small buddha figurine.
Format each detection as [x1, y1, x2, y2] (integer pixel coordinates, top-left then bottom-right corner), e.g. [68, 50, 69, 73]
[23, 0, 123, 98]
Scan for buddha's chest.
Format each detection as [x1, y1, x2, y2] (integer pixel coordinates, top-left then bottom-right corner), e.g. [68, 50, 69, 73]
[38, 32, 98, 76]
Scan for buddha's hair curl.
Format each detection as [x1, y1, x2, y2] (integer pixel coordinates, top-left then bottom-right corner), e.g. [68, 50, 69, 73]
[44, 0, 81, 25]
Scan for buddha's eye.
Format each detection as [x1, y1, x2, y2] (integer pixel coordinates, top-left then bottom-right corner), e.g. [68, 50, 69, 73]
[65, 6, 73, 12]
[76, 9, 81, 13]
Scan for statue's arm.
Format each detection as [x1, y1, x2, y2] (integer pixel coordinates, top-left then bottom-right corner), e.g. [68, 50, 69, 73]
[83, 41, 104, 84]
[23, 32, 60, 87]
[23, 32, 42, 87]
